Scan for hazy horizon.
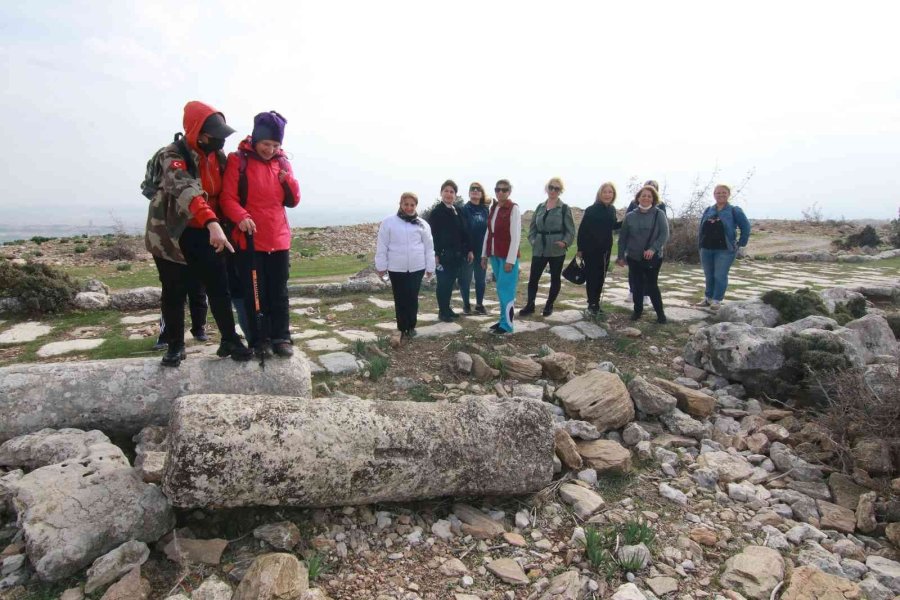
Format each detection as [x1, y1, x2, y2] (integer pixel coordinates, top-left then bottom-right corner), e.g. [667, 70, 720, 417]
[2, 1, 899, 234]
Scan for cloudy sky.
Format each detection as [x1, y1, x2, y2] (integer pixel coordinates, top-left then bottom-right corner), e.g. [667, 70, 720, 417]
[1, 1, 898, 233]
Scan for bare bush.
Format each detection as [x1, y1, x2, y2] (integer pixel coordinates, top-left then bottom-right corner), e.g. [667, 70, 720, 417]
[810, 365, 900, 475]
[801, 201, 823, 225]
[91, 214, 138, 261]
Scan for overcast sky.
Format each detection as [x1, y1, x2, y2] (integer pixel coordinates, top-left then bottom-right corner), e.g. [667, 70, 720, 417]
[1, 1, 898, 233]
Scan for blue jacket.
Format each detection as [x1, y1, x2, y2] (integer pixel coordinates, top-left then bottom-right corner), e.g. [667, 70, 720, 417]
[461, 201, 489, 259]
[698, 203, 751, 251]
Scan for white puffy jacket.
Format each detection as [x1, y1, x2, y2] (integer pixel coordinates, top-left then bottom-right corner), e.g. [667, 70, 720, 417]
[375, 214, 436, 274]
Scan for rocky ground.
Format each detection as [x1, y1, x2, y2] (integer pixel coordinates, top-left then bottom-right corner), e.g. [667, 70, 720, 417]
[0, 226, 899, 600]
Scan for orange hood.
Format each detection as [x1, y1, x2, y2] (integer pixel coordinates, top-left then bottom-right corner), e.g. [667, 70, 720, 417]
[182, 101, 224, 152]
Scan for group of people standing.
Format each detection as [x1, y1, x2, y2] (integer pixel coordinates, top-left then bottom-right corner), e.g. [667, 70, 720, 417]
[376, 177, 751, 337]
[144, 101, 300, 367]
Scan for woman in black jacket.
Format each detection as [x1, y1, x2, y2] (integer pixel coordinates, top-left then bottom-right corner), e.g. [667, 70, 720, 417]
[576, 182, 621, 315]
[427, 179, 473, 322]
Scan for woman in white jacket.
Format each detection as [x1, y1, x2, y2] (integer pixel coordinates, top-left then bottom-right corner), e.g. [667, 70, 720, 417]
[376, 192, 436, 338]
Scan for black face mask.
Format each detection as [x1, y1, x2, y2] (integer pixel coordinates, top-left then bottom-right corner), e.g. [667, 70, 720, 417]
[197, 137, 225, 154]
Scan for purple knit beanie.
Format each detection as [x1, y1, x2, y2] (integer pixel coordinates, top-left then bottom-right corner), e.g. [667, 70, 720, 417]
[251, 111, 287, 144]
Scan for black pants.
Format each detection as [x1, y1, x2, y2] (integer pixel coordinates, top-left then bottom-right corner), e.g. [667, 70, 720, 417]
[435, 258, 462, 318]
[627, 257, 665, 316]
[236, 249, 291, 347]
[526, 255, 565, 307]
[389, 270, 425, 332]
[583, 250, 610, 309]
[157, 278, 207, 343]
[172, 227, 239, 347]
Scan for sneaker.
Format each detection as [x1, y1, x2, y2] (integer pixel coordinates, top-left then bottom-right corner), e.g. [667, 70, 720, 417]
[587, 305, 599, 315]
[542, 304, 554, 317]
[462, 305, 472, 315]
[710, 300, 722, 310]
[153, 338, 168, 351]
[474, 305, 487, 315]
[449, 312, 461, 320]
[489, 323, 501, 331]
[656, 314, 668, 324]
[490, 327, 508, 335]
[218, 338, 253, 361]
[629, 311, 642, 321]
[693, 298, 711, 307]
[191, 327, 210, 342]
[407, 329, 417, 338]
[439, 314, 454, 323]
[254, 343, 274, 358]
[273, 342, 294, 357]
[519, 303, 535, 317]
[161, 345, 186, 367]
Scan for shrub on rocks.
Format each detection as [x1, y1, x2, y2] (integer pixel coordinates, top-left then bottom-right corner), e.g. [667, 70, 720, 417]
[761, 288, 830, 324]
[0, 260, 77, 315]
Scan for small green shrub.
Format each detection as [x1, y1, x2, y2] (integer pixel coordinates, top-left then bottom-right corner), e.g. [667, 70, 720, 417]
[306, 552, 329, 582]
[834, 225, 882, 250]
[30, 235, 55, 245]
[833, 297, 867, 325]
[116, 263, 132, 272]
[761, 288, 829, 324]
[0, 261, 77, 314]
[889, 219, 900, 249]
[74, 245, 88, 254]
[367, 355, 389, 380]
[408, 385, 435, 402]
[620, 518, 655, 546]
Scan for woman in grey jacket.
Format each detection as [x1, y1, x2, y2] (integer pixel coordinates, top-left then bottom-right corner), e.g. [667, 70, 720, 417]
[520, 177, 576, 317]
[616, 185, 670, 323]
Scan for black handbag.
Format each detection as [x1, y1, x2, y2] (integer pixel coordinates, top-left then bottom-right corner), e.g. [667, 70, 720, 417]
[562, 257, 586, 285]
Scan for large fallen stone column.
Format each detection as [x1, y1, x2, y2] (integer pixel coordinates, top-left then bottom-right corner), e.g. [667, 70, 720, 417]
[163, 394, 555, 508]
[0, 355, 311, 443]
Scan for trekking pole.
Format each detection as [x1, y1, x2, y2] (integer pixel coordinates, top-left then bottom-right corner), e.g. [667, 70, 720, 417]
[246, 233, 265, 370]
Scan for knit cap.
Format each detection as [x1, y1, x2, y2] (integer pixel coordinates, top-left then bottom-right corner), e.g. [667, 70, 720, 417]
[251, 111, 287, 144]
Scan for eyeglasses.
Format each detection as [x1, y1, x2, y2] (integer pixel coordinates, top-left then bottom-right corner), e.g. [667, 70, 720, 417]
[495, 187, 510, 193]
[548, 185, 562, 192]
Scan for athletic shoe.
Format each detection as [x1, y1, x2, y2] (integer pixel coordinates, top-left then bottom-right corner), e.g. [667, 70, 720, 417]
[217, 339, 254, 361]
[449, 312, 461, 320]
[490, 327, 508, 335]
[462, 305, 472, 315]
[273, 342, 294, 357]
[191, 327, 210, 342]
[439, 315, 454, 323]
[407, 329, 417, 338]
[161, 345, 186, 367]
[489, 323, 501, 331]
[475, 305, 487, 314]
[656, 314, 668, 324]
[153, 339, 168, 351]
[519, 303, 535, 316]
[542, 304, 554, 317]
[710, 300, 722, 310]
[693, 298, 711, 307]
[629, 311, 642, 321]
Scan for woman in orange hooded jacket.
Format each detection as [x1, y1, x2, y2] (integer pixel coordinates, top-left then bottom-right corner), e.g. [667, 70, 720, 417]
[219, 111, 301, 357]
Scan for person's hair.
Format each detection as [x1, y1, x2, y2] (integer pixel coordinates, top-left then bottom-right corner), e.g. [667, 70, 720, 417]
[545, 177, 565, 194]
[596, 182, 617, 203]
[468, 182, 486, 205]
[715, 184, 732, 196]
[440, 179, 458, 194]
[643, 179, 660, 191]
[495, 179, 512, 190]
[400, 192, 418, 204]
[635, 185, 660, 206]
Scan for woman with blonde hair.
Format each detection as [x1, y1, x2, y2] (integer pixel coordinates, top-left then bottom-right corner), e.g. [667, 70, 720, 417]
[695, 184, 751, 309]
[616, 185, 669, 323]
[375, 192, 435, 338]
[576, 182, 621, 315]
[520, 176, 575, 317]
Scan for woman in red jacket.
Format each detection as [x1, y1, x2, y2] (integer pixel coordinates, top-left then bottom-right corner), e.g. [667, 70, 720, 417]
[219, 111, 301, 357]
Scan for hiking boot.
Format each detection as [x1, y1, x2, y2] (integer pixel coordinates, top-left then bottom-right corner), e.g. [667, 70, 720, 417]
[462, 305, 472, 315]
[656, 313, 668, 324]
[519, 303, 535, 317]
[542, 304, 554, 317]
[475, 305, 487, 314]
[439, 314, 454, 323]
[407, 328, 417, 338]
[161, 345, 186, 367]
[629, 311, 642, 321]
[218, 338, 253, 361]
[448, 311, 460, 320]
[191, 327, 210, 342]
[254, 343, 274, 359]
[273, 342, 294, 357]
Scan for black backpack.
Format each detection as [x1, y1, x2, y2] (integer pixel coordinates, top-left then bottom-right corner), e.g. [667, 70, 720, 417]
[140, 133, 196, 200]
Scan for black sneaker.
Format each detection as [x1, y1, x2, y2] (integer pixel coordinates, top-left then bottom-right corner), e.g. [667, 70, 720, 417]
[448, 311, 461, 320]
[542, 304, 554, 317]
[656, 314, 668, 325]
[407, 329, 417, 338]
[191, 327, 210, 342]
[629, 311, 642, 321]
[475, 305, 487, 314]
[153, 338, 168, 351]
[254, 343, 274, 359]
[519, 303, 535, 317]
[161, 345, 186, 367]
[439, 314, 454, 323]
[489, 323, 501, 331]
[218, 339, 254, 361]
[273, 342, 294, 357]
[462, 305, 472, 315]
[490, 327, 508, 335]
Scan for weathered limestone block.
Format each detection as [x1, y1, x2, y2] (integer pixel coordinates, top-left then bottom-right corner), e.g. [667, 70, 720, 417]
[0, 354, 312, 443]
[163, 394, 555, 508]
[0, 428, 116, 470]
[555, 370, 634, 433]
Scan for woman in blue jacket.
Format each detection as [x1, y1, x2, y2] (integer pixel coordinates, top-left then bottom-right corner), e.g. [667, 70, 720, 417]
[696, 184, 751, 309]
[458, 182, 490, 314]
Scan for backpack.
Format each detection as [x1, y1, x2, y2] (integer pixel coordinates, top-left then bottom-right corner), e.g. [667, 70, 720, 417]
[221, 150, 294, 239]
[140, 133, 196, 200]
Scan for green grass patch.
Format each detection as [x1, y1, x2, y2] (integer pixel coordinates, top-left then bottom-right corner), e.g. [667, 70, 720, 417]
[289, 253, 373, 279]
[408, 384, 435, 402]
[64, 264, 158, 290]
[367, 354, 389, 380]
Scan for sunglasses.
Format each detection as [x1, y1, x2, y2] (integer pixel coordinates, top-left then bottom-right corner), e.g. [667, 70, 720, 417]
[548, 185, 562, 192]
[495, 187, 510, 193]
[469, 187, 482, 192]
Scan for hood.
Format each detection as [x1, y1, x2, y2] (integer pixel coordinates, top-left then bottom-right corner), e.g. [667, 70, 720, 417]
[237, 136, 287, 161]
[182, 101, 223, 152]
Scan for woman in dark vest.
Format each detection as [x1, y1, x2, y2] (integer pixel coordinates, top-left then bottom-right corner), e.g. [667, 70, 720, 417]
[576, 182, 621, 316]
[520, 177, 576, 317]
[481, 179, 522, 334]
[427, 179, 473, 322]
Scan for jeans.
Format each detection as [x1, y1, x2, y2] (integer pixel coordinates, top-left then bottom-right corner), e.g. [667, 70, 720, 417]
[700, 248, 737, 302]
[458, 255, 486, 308]
[435, 258, 462, 318]
[626, 257, 665, 317]
[388, 270, 425, 332]
[236, 249, 291, 347]
[526, 255, 565, 307]
[490, 257, 520, 332]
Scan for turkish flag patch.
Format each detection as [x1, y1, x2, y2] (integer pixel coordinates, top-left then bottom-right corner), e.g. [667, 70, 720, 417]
[170, 160, 186, 170]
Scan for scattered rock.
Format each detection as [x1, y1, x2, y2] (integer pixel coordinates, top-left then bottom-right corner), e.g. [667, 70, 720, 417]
[645, 576, 678, 596]
[254, 521, 302, 551]
[164, 538, 229, 565]
[536, 570, 582, 600]
[627, 376, 677, 416]
[780, 565, 862, 600]
[99, 566, 151, 600]
[815, 500, 856, 533]
[720, 545, 785, 599]
[486, 557, 529, 585]
[866, 555, 900, 593]
[555, 370, 634, 433]
[84, 540, 150, 594]
[696, 451, 754, 483]
[191, 574, 233, 600]
[575, 439, 632, 473]
[652, 377, 715, 418]
[554, 429, 583, 470]
[856, 491, 877, 534]
[500, 355, 543, 380]
[232, 553, 309, 600]
[559, 483, 605, 519]
[0, 428, 116, 470]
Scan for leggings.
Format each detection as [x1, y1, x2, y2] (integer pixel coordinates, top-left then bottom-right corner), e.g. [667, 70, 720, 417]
[526, 255, 565, 306]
